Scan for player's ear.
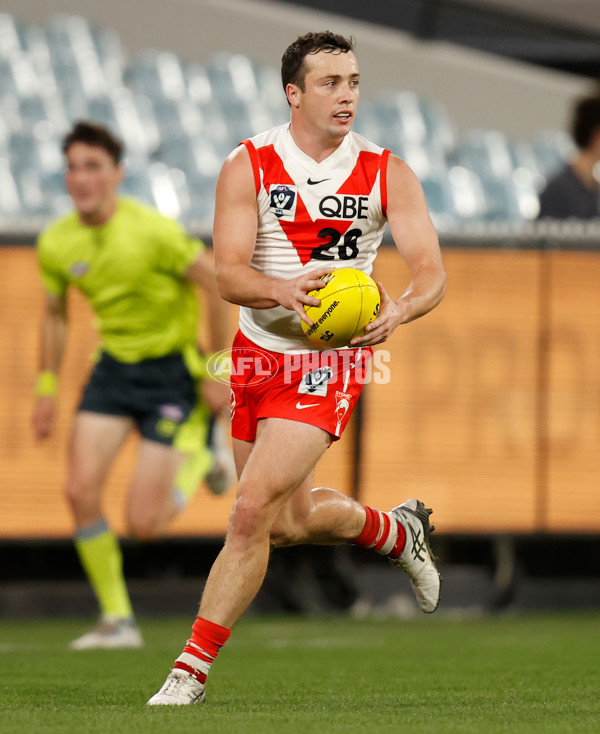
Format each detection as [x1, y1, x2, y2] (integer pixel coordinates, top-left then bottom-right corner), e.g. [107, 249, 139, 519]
[286, 83, 301, 108]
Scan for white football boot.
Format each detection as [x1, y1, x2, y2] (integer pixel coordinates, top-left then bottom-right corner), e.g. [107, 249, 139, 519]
[389, 499, 442, 613]
[69, 617, 143, 650]
[147, 669, 206, 706]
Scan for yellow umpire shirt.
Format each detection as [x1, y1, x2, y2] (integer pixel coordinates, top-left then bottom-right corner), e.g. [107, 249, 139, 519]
[37, 197, 204, 364]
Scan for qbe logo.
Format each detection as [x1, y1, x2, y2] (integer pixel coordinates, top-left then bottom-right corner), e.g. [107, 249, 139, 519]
[269, 184, 297, 220]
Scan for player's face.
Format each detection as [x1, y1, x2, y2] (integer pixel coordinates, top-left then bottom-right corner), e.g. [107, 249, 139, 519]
[65, 143, 123, 224]
[292, 50, 360, 142]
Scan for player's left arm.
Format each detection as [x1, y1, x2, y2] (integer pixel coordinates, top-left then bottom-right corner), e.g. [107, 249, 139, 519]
[184, 251, 230, 354]
[350, 154, 446, 346]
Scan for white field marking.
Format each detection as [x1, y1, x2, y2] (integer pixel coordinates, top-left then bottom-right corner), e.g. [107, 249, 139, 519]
[0, 642, 61, 652]
[267, 637, 374, 650]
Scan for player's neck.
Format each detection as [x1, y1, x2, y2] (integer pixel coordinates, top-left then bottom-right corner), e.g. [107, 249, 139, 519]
[77, 196, 119, 227]
[289, 121, 346, 163]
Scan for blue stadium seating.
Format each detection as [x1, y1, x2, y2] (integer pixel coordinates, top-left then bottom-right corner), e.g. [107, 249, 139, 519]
[0, 12, 576, 228]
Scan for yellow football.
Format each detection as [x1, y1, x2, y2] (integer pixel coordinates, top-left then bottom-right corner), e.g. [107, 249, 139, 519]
[302, 268, 380, 348]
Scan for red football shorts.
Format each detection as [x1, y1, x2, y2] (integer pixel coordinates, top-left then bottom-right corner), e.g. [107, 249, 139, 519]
[230, 330, 372, 442]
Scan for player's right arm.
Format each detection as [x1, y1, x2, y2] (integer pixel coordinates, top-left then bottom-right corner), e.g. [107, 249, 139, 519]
[213, 145, 331, 325]
[31, 292, 68, 441]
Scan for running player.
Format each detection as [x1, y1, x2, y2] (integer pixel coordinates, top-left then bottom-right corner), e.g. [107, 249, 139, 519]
[32, 121, 235, 650]
[148, 31, 446, 705]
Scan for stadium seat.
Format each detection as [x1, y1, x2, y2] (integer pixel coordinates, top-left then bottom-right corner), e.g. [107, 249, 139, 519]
[124, 51, 187, 101]
[41, 170, 72, 216]
[449, 128, 515, 181]
[8, 129, 63, 184]
[90, 24, 126, 89]
[446, 166, 488, 221]
[184, 174, 217, 227]
[374, 91, 428, 147]
[509, 167, 541, 220]
[14, 167, 53, 218]
[0, 157, 22, 222]
[121, 164, 156, 207]
[207, 52, 260, 105]
[0, 53, 39, 100]
[184, 62, 213, 105]
[107, 88, 152, 156]
[532, 130, 575, 178]
[87, 96, 120, 133]
[420, 169, 459, 229]
[353, 101, 385, 144]
[0, 13, 22, 57]
[151, 97, 203, 144]
[146, 161, 186, 220]
[155, 135, 221, 180]
[208, 52, 275, 142]
[254, 63, 289, 127]
[419, 96, 456, 154]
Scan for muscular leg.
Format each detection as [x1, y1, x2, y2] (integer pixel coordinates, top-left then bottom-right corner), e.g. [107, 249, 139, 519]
[198, 419, 327, 627]
[233, 427, 366, 549]
[271, 485, 366, 546]
[198, 418, 366, 628]
[148, 415, 440, 704]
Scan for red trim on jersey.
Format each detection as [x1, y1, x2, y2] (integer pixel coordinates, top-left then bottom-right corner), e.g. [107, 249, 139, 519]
[337, 151, 382, 195]
[380, 149, 390, 218]
[258, 144, 294, 188]
[242, 140, 261, 196]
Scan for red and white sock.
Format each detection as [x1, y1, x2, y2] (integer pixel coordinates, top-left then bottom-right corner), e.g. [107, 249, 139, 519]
[354, 506, 407, 559]
[174, 616, 231, 685]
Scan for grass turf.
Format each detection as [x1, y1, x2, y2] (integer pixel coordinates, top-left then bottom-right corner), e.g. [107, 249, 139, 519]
[0, 613, 598, 733]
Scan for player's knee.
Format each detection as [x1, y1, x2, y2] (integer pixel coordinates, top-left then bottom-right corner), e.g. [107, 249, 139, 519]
[64, 476, 99, 517]
[269, 520, 300, 547]
[127, 509, 163, 541]
[228, 495, 273, 545]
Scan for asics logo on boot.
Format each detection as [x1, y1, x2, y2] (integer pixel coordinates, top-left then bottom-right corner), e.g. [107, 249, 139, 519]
[410, 526, 426, 562]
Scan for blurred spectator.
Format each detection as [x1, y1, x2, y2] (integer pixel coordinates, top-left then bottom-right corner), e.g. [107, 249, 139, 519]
[538, 95, 600, 219]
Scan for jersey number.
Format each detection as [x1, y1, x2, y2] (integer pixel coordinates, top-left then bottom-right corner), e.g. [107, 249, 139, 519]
[311, 227, 361, 261]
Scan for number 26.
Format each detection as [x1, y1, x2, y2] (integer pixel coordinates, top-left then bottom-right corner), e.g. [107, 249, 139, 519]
[311, 227, 361, 260]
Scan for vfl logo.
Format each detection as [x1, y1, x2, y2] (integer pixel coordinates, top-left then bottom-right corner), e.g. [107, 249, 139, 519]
[409, 526, 426, 562]
[298, 366, 333, 396]
[270, 184, 297, 220]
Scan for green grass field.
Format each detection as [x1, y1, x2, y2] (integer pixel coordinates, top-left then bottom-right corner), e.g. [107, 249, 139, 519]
[0, 613, 598, 733]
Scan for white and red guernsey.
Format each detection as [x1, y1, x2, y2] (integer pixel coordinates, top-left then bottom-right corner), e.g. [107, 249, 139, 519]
[238, 123, 390, 352]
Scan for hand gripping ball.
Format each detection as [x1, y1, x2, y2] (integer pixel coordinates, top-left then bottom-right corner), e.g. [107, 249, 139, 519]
[302, 268, 380, 348]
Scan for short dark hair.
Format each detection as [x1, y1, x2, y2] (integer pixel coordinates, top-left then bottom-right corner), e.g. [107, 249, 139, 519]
[571, 96, 600, 149]
[281, 31, 355, 94]
[62, 121, 124, 164]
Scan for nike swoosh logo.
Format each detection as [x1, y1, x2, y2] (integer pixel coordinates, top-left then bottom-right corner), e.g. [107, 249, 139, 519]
[307, 178, 331, 185]
[296, 401, 320, 410]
